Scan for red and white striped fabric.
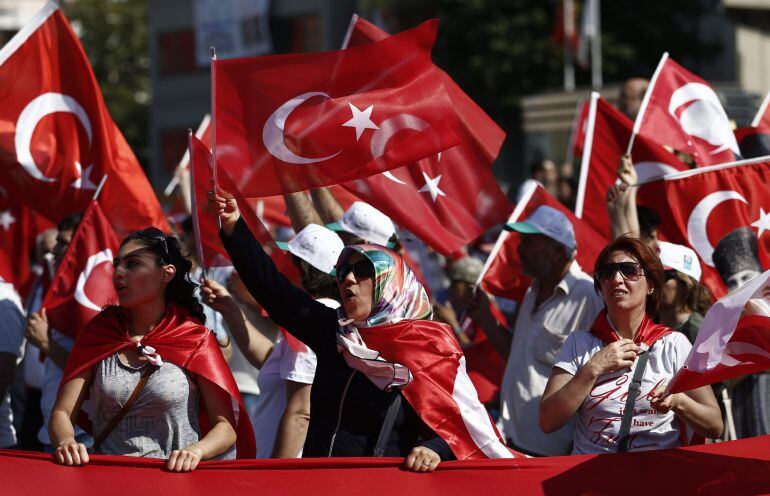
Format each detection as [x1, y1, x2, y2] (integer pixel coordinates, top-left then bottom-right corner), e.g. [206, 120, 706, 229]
[669, 269, 770, 393]
[355, 319, 523, 460]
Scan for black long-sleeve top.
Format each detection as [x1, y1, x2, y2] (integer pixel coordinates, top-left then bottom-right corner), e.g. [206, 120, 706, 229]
[221, 217, 453, 460]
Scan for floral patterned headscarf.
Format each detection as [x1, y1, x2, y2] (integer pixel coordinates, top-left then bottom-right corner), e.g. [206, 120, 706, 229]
[336, 244, 432, 327]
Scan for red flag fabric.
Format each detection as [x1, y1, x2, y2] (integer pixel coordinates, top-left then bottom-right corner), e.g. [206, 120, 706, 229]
[41, 201, 119, 339]
[631, 54, 740, 166]
[575, 94, 688, 238]
[642, 158, 770, 300]
[590, 309, 673, 348]
[571, 98, 590, 160]
[358, 319, 521, 460]
[0, 3, 168, 236]
[61, 304, 256, 458]
[214, 20, 460, 197]
[482, 183, 607, 301]
[0, 187, 53, 290]
[462, 304, 507, 404]
[668, 269, 770, 393]
[340, 16, 513, 256]
[6, 435, 770, 495]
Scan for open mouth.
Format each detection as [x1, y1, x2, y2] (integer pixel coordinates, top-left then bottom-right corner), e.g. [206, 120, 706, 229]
[115, 283, 127, 294]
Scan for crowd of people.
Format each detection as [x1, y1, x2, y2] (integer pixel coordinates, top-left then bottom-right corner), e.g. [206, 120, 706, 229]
[4, 75, 770, 474]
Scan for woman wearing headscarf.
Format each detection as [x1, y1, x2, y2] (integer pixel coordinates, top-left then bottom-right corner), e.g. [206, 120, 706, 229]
[49, 228, 255, 471]
[209, 188, 518, 471]
[540, 235, 722, 454]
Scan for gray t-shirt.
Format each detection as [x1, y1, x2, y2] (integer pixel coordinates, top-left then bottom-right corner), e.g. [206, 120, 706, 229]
[91, 353, 201, 458]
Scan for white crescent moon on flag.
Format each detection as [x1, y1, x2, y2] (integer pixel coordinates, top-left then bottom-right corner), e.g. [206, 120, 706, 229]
[262, 91, 343, 165]
[15, 93, 93, 183]
[633, 162, 681, 182]
[370, 114, 441, 185]
[74, 249, 113, 312]
[686, 190, 748, 266]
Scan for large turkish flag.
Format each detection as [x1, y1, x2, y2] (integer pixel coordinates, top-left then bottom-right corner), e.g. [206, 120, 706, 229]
[41, 200, 119, 339]
[575, 94, 688, 238]
[631, 54, 740, 166]
[0, 3, 168, 236]
[482, 183, 607, 302]
[643, 157, 770, 299]
[214, 20, 460, 196]
[339, 16, 513, 256]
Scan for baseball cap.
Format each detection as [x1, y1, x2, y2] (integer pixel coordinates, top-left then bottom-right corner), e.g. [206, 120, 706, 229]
[658, 241, 701, 281]
[327, 202, 397, 247]
[446, 257, 484, 284]
[505, 205, 576, 250]
[276, 224, 344, 276]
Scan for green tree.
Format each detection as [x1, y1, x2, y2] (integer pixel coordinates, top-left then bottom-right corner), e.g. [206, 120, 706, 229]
[62, 0, 150, 167]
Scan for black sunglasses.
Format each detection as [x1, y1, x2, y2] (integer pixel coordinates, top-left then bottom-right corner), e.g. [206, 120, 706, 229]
[596, 262, 646, 282]
[336, 259, 375, 281]
[664, 269, 680, 281]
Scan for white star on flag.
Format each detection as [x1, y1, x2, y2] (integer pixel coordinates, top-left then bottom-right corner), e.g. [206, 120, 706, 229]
[751, 208, 770, 238]
[418, 173, 446, 202]
[342, 103, 378, 141]
[71, 162, 98, 190]
[0, 210, 16, 231]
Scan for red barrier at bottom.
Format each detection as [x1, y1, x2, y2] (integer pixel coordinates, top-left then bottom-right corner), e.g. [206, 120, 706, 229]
[3, 436, 770, 496]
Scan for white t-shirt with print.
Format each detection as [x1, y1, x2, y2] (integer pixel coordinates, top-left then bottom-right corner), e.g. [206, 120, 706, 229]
[554, 330, 692, 455]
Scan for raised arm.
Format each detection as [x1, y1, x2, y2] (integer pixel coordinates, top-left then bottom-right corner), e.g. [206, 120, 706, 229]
[284, 192, 324, 233]
[208, 186, 337, 351]
[310, 187, 346, 224]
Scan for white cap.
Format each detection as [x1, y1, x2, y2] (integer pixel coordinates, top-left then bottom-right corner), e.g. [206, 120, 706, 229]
[277, 224, 344, 276]
[658, 241, 702, 281]
[505, 205, 576, 250]
[328, 201, 397, 247]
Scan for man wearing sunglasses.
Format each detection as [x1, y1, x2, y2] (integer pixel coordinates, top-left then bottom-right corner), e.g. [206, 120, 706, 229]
[468, 205, 602, 456]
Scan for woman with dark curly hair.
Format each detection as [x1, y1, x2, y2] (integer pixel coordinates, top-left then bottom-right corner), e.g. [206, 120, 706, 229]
[49, 228, 255, 471]
[540, 235, 722, 454]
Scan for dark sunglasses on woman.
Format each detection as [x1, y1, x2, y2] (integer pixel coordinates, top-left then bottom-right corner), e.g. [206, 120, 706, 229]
[336, 260, 375, 281]
[596, 262, 646, 282]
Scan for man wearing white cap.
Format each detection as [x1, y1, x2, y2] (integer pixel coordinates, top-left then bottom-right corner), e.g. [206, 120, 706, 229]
[469, 205, 602, 456]
[327, 201, 398, 248]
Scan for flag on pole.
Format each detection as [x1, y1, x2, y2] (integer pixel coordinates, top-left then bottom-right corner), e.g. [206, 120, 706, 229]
[574, 92, 688, 237]
[41, 200, 119, 339]
[628, 53, 741, 167]
[213, 20, 460, 196]
[0, 2, 168, 236]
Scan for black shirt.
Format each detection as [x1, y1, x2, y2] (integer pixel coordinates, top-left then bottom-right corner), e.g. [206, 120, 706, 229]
[221, 217, 453, 460]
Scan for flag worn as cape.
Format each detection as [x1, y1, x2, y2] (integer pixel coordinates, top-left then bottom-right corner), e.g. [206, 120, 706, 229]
[61, 304, 256, 458]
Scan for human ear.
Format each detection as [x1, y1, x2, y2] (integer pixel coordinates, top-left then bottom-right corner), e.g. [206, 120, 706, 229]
[161, 264, 177, 282]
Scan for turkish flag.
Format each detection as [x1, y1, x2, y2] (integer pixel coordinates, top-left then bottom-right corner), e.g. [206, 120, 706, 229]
[190, 136, 300, 282]
[642, 158, 770, 299]
[358, 320, 521, 459]
[0, 4, 168, 236]
[41, 200, 119, 339]
[668, 269, 770, 393]
[576, 94, 689, 238]
[482, 183, 607, 302]
[632, 54, 741, 166]
[214, 20, 460, 196]
[338, 16, 512, 256]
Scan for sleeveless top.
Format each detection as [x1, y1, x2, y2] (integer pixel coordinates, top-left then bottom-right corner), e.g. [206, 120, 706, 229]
[91, 353, 200, 458]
